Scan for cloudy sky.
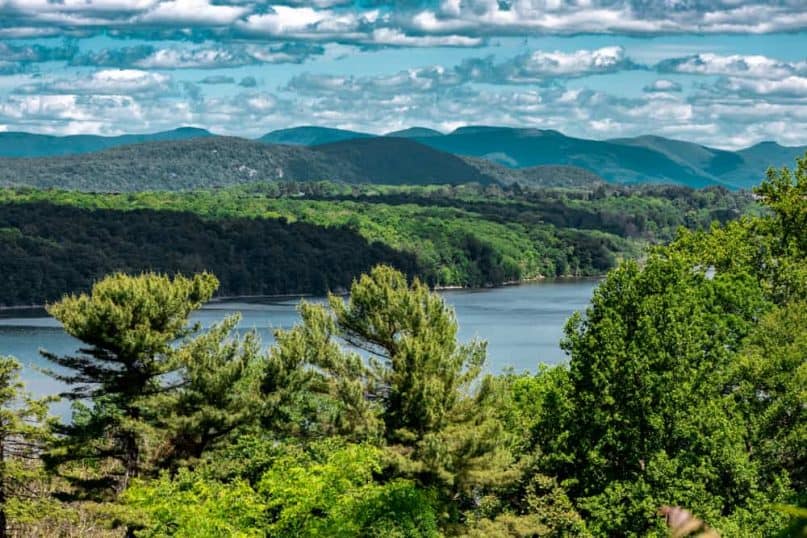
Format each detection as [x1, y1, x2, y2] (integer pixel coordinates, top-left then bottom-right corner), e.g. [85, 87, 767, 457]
[0, 1, 805, 149]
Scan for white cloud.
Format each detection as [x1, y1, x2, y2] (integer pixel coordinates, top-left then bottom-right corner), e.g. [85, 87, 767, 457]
[484, 46, 638, 83]
[135, 48, 242, 69]
[658, 53, 807, 79]
[710, 76, 807, 99]
[369, 28, 482, 47]
[2, 0, 803, 46]
[137, 0, 248, 25]
[15, 69, 173, 96]
[644, 79, 683, 93]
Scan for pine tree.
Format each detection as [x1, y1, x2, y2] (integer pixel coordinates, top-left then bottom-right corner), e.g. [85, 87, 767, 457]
[42, 272, 218, 494]
[145, 314, 264, 468]
[267, 265, 511, 499]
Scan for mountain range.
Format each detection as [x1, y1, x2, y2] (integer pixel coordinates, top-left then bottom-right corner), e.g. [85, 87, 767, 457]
[1, 125, 804, 191]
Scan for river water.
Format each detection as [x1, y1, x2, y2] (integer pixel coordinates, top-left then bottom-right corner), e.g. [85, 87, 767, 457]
[0, 279, 598, 415]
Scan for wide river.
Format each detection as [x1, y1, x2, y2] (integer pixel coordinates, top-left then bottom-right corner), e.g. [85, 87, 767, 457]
[0, 279, 598, 416]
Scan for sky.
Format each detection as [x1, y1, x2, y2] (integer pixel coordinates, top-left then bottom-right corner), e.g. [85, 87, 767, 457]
[0, 1, 805, 149]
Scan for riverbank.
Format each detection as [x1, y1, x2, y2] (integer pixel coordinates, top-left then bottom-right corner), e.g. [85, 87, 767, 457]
[0, 275, 604, 313]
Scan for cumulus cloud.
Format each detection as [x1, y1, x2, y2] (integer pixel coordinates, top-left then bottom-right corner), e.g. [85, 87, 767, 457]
[135, 0, 249, 26]
[699, 76, 807, 101]
[287, 46, 642, 96]
[644, 79, 683, 93]
[657, 53, 807, 79]
[409, 0, 807, 36]
[0, 40, 78, 74]
[71, 42, 325, 69]
[14, 69, 173, 96]
[457, 46, 640, 84]
[2, 0, 803, 45]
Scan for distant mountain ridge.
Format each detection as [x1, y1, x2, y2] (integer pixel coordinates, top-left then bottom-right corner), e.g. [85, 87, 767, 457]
[1, 125, 803, 190]
[410, 126, 805, 189]
[258, 126, 373, 146]
[0, 127, 212, 158]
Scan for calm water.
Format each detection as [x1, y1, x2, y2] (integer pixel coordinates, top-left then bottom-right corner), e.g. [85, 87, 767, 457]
[0, 279, 598, 415]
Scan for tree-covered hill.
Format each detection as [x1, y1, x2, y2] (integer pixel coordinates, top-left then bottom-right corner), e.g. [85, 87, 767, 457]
[0, 201, 419, 306]
[0, 181, 755, 306]
[0, 136, 603, 191]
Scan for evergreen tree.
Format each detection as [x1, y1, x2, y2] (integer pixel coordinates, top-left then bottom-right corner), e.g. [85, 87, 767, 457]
[266, 265, 512, 501]
[146, 314, 264, 468]
[42, 272, 218, 493]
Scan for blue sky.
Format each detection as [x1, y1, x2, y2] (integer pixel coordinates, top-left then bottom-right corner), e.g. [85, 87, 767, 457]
[0, 1, 805, 149]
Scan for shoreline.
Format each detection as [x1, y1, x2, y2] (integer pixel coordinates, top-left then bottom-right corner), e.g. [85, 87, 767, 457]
[0, 275, 604, 312]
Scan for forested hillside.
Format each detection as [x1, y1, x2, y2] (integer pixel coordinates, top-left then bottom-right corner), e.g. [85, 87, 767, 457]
[0, 136, 559, 191]
[0, 182, 754, 305]
[0, 157, 803, 537]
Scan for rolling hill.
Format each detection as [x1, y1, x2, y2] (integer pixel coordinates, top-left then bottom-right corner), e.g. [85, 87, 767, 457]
[0, 136, 598, 191]
[258, 126, 373, 146]
[410, 127, 731, 188]
[611, 135, 807, 189]
[386, 127, 444, 138]
[252, 126, 805, 190]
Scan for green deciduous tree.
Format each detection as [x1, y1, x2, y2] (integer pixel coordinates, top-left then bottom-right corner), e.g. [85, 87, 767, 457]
[125, 441, 439, 538]
[557, 251, 786, 535]
[725, 300, 807, 494]
[259, 442, 439, 537]
[0, 356, 56, 538]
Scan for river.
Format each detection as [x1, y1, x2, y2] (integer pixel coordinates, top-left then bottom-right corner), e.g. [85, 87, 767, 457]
[0, 279, 598, 415]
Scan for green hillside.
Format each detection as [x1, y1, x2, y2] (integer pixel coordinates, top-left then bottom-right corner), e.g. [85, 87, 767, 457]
[0, 181, 754, 305]
[0, 136, 603, 191]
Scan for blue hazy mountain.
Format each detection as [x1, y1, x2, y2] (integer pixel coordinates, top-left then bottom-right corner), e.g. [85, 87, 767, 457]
[0, 127, 212, 158]
[385, 127, 444, 138]
[258, 126, 373, 146]
[409, 127, 727, 188]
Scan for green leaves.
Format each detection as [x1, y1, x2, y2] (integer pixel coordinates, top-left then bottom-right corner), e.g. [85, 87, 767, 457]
[126, 442, 440, 538]
[49, 272, 218, 364]
[0, 356, 58, 535]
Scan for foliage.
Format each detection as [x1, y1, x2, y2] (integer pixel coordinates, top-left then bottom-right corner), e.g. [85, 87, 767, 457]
[145, 314, 265, 469]
[125, 442, 440, 538]
[0, 180, 754, 306]
[266, 266, 513, 499]
[125, 469, 266, 538]
[42, 272, 218, 494]
[0, 156, 804, 537]
[0, 356, 57, 537]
